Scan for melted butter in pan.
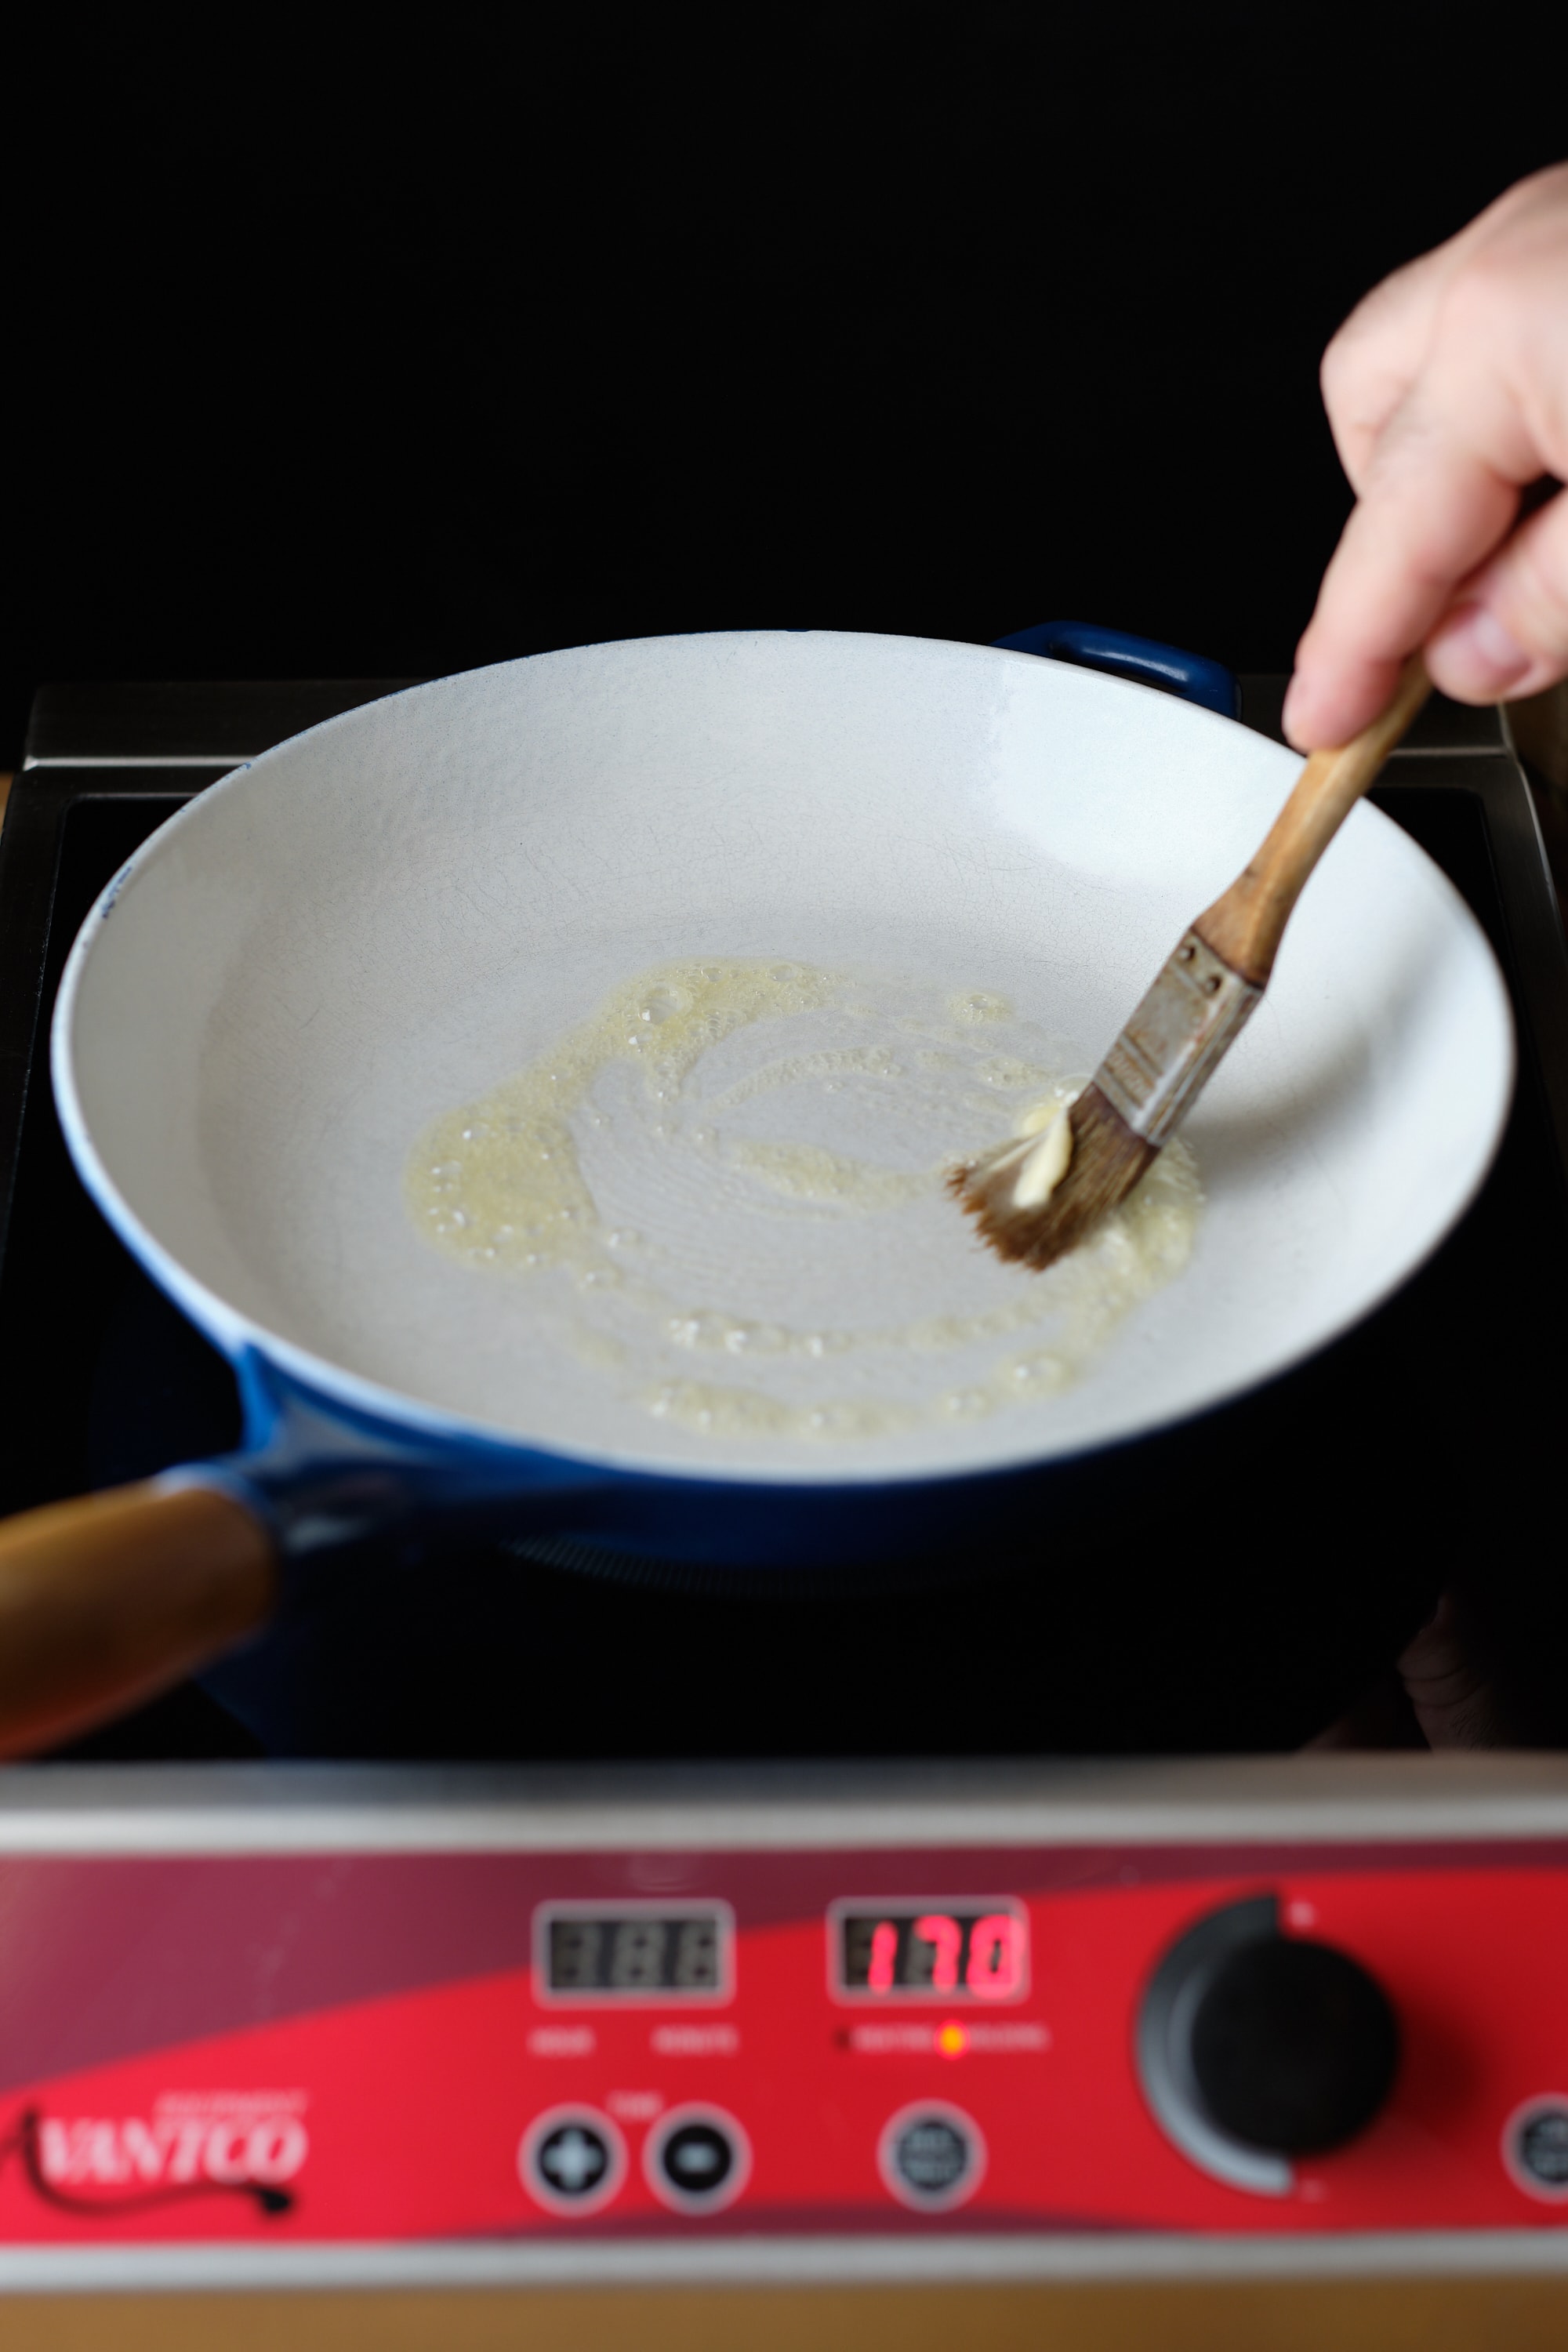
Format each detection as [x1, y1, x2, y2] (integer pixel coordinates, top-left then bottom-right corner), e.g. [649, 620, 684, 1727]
[405, 960, 1200, 1443]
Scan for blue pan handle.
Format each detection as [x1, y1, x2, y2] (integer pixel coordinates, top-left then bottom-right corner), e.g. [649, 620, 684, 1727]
[191, 1351, 619, 1564]
[993, 619, 1239, 720]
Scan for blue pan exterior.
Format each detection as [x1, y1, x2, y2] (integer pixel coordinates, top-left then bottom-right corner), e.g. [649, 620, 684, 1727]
[992, 621, 1239, 717]
[212, 1343, 1150, 1573]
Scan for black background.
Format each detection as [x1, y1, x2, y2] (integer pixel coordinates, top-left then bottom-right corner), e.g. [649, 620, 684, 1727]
[5, 7, 1568, 767]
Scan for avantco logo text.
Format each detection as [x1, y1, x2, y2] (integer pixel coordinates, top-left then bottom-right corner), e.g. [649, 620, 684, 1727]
[36, 2090, 307, 2191]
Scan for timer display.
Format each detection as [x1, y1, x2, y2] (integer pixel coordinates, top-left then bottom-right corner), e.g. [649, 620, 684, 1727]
[535, 1904, 733, 2002]
[831, 1900, 1027, 2003]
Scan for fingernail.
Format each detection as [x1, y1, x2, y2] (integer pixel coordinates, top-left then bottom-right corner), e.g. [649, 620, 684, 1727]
[1437, 603, 1532, 692]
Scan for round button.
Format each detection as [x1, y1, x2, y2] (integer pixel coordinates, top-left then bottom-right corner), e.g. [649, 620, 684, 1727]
[519, 2106, 627, 2216]
[877, 2100, 986, 2212]
[644, 2104, 751, 2214]
[1504, 2098, 1568, 2201]
[1189, 1936, 1399, 2158]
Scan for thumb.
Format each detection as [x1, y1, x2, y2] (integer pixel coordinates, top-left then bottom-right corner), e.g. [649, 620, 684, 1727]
[1426, 484, 1568, 705]
[1396, 1594, 1499, 1749]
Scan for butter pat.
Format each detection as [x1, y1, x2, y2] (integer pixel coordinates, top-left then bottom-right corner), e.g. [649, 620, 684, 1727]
[1012, 1107, 1073, 1210]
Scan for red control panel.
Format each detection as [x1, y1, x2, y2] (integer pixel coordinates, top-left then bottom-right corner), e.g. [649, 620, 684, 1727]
[2, 1838, 1567, 2247]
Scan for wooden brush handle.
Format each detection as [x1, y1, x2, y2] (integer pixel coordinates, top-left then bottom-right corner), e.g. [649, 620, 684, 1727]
[0, 1481, 277, 1757]
[1196, 655, 1433, 986]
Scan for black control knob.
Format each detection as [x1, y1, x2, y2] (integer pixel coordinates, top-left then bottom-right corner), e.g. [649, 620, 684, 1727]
[1189, 1933, 1399, 2158]
[1138, 1894, 1400, 2191]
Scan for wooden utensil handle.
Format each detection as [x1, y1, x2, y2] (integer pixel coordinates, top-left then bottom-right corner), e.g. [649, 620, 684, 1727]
[0, 1481, 277, 1758]
[1196, 655, 1432, 987]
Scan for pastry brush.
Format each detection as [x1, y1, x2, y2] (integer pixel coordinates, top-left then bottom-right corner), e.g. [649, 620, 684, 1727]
[949, 655, 1432, 1270]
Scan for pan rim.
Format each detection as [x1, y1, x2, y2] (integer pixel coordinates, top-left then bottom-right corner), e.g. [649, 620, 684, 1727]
[49, 632, 1518, 1494]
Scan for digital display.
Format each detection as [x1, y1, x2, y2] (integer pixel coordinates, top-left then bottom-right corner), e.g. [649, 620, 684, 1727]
[832, 1902, 1027, 2003]
[537, 1907, 733, 2001]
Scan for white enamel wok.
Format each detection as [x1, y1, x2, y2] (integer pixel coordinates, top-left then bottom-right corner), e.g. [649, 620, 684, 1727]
[0, 630, 1512, 1751]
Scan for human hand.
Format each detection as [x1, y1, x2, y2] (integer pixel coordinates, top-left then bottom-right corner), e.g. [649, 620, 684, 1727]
[1283, 164, 1568, 752]
[1305, 1593, 1501, 1752]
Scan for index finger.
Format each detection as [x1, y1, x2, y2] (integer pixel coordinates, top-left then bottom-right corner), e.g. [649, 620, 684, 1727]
[1284, 399, 1521, 748]
[1320, 245, 1451, 493]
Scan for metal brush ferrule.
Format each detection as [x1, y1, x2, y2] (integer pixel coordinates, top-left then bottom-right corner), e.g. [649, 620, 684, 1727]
[1095, 930, 1262, 1147]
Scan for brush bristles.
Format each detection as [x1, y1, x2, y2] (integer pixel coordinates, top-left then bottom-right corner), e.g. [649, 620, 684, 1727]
[947, 1084, 1158, 1270]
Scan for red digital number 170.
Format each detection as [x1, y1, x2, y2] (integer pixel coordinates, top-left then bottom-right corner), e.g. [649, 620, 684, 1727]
[893, 1912, 1021, 1999]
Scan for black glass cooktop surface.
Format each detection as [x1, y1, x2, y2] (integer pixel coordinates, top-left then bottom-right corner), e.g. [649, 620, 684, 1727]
[2, 678, 1566, 1760]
